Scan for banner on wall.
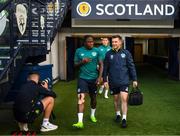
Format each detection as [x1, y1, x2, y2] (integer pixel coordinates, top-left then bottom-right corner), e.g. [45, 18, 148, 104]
[16, 4, 27, 35]
[0, 10, 8, 36]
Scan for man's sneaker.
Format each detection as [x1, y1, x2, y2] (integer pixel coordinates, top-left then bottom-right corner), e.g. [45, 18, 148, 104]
[115, 115, 121, 123]
[98, 88, 103, 94]
[90, 116, 97, 123]
[18, 123, 28, 131]
[72, 122, 84, 129]
[104, 95, 109, 99]
[121, 119, 127, 128]
[40, 122, 58, 132]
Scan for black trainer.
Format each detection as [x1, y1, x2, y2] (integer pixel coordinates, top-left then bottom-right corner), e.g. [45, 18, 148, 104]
[121, 119, 127, 128]
[115, 115, 121, 123]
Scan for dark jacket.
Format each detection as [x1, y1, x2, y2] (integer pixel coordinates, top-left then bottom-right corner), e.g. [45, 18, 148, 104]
[13, 81, 56, 121]
[103, 49, 137, 86]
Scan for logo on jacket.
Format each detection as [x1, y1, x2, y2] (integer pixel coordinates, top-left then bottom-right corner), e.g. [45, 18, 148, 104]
[125, 87, 129, 91]
[121, 53, 126, 58]
[110, 55, 113, 60]
[81, 53, 85, 56]
[92, 52, 97, 56]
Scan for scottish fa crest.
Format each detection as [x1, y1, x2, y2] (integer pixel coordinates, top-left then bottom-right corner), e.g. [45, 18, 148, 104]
[16, 4, 27, 35]
[77, 2, 91, 17]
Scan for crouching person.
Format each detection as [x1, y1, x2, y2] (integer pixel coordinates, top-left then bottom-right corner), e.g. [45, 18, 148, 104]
[13, 72, 58, 132]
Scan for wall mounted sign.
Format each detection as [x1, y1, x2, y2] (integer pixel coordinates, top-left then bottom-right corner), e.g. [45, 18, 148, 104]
[72, 0, 179, 20]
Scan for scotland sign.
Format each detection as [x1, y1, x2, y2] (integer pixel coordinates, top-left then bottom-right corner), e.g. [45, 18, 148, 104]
[72, 0, 179, 20]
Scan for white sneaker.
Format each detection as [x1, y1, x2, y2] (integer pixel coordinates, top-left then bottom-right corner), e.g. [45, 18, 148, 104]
[18, 122, 28, 131]
[98, 88, 103, 94]
[104, 95, 109, 99]
[40, 122, 58, 132]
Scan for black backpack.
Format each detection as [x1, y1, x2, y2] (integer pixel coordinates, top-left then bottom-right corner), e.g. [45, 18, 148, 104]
[128, 87, 143, 106]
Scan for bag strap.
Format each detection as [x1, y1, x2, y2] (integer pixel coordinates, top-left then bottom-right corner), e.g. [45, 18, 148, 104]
[132, 86, 140, 92]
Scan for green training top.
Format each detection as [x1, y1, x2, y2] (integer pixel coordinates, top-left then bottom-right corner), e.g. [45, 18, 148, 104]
[74, 46, 103, 80]
[98, 45, 111, 60]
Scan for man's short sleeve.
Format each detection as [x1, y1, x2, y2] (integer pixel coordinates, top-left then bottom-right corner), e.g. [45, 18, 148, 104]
[74, 49, 80, 64]
[97, 48, 103, 62]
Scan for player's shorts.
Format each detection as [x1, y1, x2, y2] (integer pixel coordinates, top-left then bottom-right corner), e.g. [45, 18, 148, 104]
[26, 100, 44, 123]
[109, 85, 129, 95]
[14, 100, 44, 123]
[77, 78, 97, 94]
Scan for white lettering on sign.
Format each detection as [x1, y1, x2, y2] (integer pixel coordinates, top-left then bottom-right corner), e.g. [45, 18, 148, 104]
[105, 4, 114, 15]
[143, 4, 153, 15]
[166, 5, 175, 16]
[96, 4, 175, 16]
[126, 4, 134, 15]
[135, 4, 142, 15]
[96, 4, 104, 15]
[154, 4, 164, 15]
[115, 4, 125, 16]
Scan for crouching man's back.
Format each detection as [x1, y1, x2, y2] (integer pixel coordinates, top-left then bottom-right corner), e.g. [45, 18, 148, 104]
[13, 72, 58, 132]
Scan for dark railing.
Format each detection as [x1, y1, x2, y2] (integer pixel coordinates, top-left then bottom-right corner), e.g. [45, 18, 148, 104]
[0, 43, 24, 81]
[0, 0, 13, 12]
[0, 0, 70, 82]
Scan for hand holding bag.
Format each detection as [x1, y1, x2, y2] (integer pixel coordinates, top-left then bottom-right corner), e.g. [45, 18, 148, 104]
[128, 86, 143, 106]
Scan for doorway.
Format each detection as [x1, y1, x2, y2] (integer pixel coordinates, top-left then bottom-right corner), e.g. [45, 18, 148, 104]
[134, 44, 143, 63]
[125, 36, 180, 80]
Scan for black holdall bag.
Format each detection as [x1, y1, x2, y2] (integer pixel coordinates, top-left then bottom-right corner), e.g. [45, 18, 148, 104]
[128, 86, 143, 106]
